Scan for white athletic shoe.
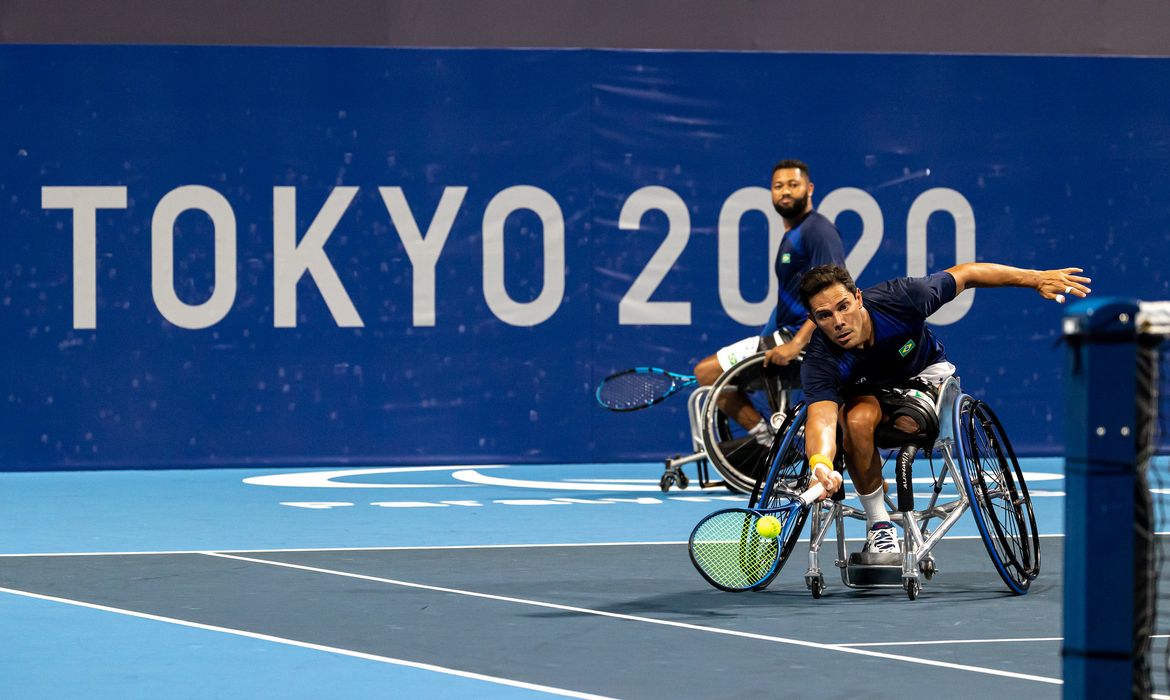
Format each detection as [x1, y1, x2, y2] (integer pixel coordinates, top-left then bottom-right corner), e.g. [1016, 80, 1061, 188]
[864, 521, 901, 554]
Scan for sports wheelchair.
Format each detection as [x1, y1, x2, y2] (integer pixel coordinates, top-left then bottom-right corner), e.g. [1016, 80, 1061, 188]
[748, 376, 1041, 599]
[660, 351, 798, 493]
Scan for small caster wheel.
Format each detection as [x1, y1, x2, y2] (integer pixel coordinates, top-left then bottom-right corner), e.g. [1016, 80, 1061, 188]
[659, 473, 674, 492]
[905, 578, 920, 600]
[810, 577, 824, 599]
[677, 472, 689, 489]
[919, 557, 936, 580]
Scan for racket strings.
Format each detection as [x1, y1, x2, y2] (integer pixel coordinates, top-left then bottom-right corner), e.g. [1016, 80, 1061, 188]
[690, 510, 788, 590]
[598, 371, 685, 410]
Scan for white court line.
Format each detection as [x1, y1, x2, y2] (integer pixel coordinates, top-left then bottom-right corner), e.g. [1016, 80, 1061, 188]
[0, 586, 616, 700]
[566, 479, 661, 483]
[205, 552, 1062, 686]
[0, 532, 1071, 558]
[840, 633, 1170, 648]
[840, 637, 1062, 647]
[0, 541, 692, 557]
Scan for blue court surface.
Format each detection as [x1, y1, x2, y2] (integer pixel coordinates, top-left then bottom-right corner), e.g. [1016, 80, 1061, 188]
[1, 459, 1073, 698]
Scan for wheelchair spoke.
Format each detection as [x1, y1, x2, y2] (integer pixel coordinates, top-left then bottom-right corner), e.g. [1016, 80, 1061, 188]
[958, 397, 1041, 594]
[700, 352, 797, 494]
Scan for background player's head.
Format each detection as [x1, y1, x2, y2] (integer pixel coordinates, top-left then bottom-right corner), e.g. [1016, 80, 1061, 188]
[800, 265, 866, 349]
[771, 159, 813, 219]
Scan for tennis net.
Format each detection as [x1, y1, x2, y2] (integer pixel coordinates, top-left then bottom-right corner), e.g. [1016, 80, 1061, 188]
[1063, 299, 1170, 698]
[1137, 303, 1170, 698]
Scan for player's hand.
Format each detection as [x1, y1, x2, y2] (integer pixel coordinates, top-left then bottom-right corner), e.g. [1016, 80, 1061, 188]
[1038, 267, 1092, 304]
[809, 456, 842, 500]
[763, 342, 801, 367]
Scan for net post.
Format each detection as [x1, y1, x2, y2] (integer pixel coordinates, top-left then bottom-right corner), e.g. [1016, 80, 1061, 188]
[1061, 297, 1140, 698]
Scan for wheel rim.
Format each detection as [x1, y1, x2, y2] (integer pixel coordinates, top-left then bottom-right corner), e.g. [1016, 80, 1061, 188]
[746, 404, 810, 587]
[958, 398, 1041, 592]
[700, 353, 788, 493]
[752, 404, 809, 508]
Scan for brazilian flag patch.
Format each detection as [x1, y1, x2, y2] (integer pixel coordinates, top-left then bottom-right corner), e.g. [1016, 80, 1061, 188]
[780, 253, 792, 264]
[898, 339, 916, 357]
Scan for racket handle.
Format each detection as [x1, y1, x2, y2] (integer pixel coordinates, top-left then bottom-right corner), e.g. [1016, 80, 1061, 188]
[799, 482, 826, 506]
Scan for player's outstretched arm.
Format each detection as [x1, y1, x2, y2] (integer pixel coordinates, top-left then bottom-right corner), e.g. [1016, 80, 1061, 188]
[945, 262, 1092, 302]
[804, 400, 843, 497]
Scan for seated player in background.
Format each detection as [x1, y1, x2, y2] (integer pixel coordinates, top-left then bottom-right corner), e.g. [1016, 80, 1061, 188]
[692, 159, 846, 444]
[797, 262, 1091, 556]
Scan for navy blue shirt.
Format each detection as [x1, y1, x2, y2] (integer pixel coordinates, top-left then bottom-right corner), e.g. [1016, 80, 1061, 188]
[800, 272, 958, 404]
[769, 211, 847, 333]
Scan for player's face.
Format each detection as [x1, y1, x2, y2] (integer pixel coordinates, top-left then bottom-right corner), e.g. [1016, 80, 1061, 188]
[809, 284, 866, 349]
[772, 168, 812, 219]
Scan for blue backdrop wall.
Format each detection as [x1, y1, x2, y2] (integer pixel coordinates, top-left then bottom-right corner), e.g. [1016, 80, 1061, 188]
[2, 45, 1168, 470]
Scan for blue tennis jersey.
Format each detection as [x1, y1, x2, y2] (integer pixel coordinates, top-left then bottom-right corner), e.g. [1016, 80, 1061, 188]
[800, 271, 958, 404]
[768, 210, 847, 333]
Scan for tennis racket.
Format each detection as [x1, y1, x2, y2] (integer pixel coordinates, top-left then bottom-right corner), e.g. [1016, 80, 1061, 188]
[688, 482, 826, 592]
[595, 367, 697, 412]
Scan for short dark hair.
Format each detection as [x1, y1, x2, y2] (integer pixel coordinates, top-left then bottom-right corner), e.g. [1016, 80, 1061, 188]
[799, 264, 857, 311]
[772, 159, 811, 181]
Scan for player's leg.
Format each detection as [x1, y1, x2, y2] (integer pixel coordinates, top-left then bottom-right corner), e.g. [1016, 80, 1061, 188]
[693, 354, 723, 386]
[839, 396, 884, 495]
[696, 337, 768, 437]
[840, 396, 899, 555]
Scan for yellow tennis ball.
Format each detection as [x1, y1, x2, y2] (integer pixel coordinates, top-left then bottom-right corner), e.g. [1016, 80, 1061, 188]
[756, 515, 782, 539]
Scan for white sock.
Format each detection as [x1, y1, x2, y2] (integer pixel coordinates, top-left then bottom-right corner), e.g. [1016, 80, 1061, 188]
[858, 485, 890, 528]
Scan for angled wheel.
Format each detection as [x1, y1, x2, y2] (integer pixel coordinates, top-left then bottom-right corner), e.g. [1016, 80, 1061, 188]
[751, 403, 810, 509]
[905, 578, 920, 600]
[956, 396, 1041, 594]
[741, 404, 811, 587]
[700, 352, 792, 493]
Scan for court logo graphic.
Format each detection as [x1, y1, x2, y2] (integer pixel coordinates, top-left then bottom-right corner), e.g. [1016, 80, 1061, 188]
[898, 339, 916, 357]
[242, 465, 1066, 510]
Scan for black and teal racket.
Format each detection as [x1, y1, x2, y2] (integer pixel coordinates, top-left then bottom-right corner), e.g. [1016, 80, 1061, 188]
[595, 367, 697, 412]
[688, 482, 826, 592]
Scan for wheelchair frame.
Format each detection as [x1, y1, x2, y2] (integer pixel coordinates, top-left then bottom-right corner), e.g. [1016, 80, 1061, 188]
[660, 351, 795, 493]
[773, 376, 1040, 600]
[658, 384, 718, 491]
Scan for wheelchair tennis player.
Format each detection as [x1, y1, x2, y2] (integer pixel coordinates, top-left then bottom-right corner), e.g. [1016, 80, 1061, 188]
[796, 262, 1091, 560]
[692, 159, 846, 445]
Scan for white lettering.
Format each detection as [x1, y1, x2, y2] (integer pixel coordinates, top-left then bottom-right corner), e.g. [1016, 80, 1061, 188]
[273, 187, 364, 328]
[41, 186, 128, 329]
[379, 186, 466, 327]
[818, 187, 883, 278]
[718, 187, 780, 325]
[618, 186, 691, 325]
[907, 188, 976, 325]
[151, 185, 237, 329]
[482, 185, 565, 327]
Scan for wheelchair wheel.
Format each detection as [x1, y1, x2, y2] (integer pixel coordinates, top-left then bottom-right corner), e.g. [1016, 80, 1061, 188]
[956, 396, 1041, 594]
[700, 352, 791, 494]
[751, 403, 810, 508]
[745, 404, 811, 588]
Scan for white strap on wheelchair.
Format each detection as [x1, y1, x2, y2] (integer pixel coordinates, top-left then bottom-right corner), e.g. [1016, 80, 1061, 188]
[716, 335, 763, 371]
[1138, 301, 1170, 337]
